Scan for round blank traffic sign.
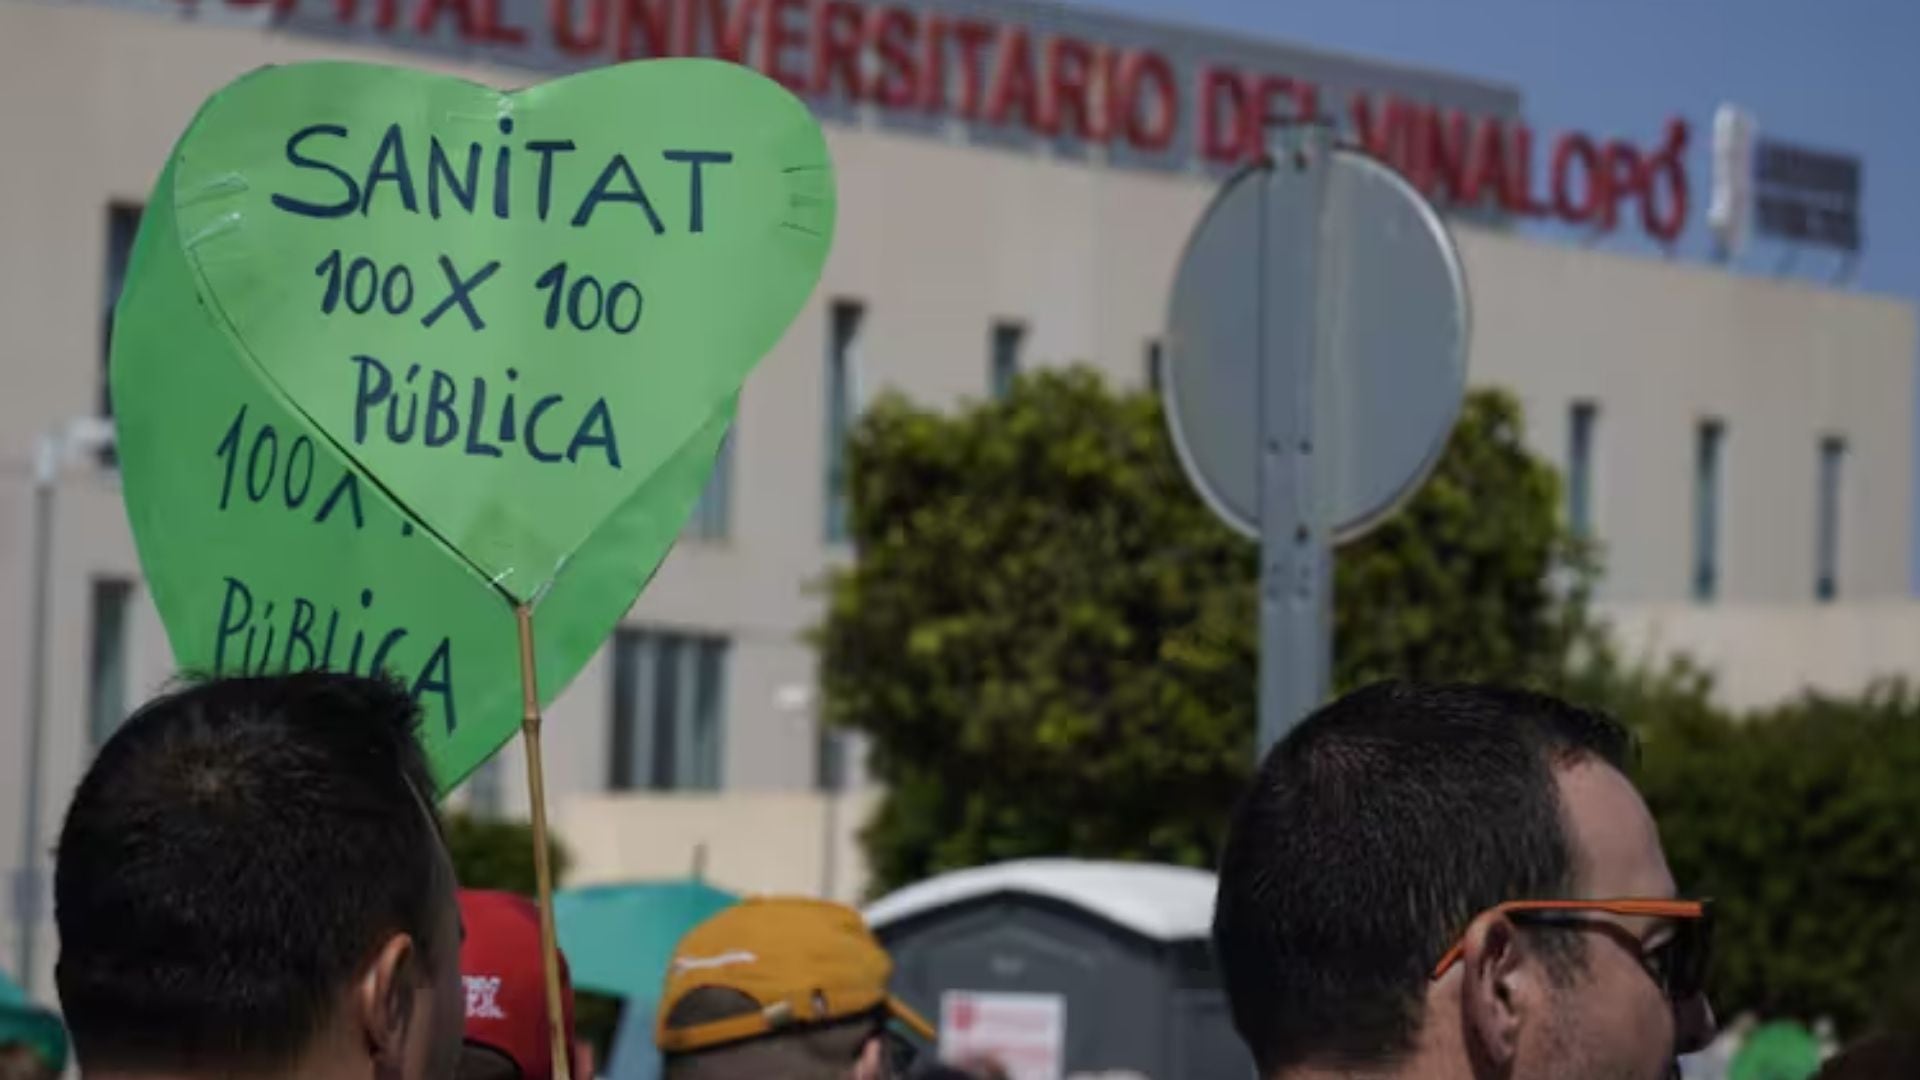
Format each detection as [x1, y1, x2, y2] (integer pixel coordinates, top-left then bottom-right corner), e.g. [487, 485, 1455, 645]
[1163, 147, 1469, 542]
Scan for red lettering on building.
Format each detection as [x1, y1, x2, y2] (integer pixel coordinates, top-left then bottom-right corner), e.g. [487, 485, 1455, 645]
[1459, 116, 1508, 209]
[1599, 140, 1642, 231]
[1551, 133, 1603, 221]
[1503, 125, 1549, 215]
[1349, 90, 1687, 241]
[812, 0, 867, 99]
[550, 0, 609, 54]
[206, 0, 1688, 242]
[917, 13, 948, 113]
[1257, 74, 1315, 129]
[950, 19, 997, 120]
[698, 0, 757, 64]
[985, 26, 1046, 132]
[1116, 50, 1176, 151]
[1197, 70, 1320, 164]
[761, 0, 808, 92]
[1427, 108, 1470, 203]
[613, 0, 674, 59]
[1087, 44, 1120, 142]
[1641, 119, 1691, 243]
[1351, 93, 1422, 185]
[868, 5, 918, 107]
[413, 0, 478, 36]
[1199, 66, 1247, 162]
[474, 0, 527, 42]
[1046, 36, 1098, 141]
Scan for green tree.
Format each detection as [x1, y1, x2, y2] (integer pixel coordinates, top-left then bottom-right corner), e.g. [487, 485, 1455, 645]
[1336, 388, 1591, 689]
[1547, 639, 1920, 1034]
[819, 369, 1589, 892]
[819, 368, 1920, 1032]
[1630, 683, 1920, 1033]
[444, 813, 572, 895]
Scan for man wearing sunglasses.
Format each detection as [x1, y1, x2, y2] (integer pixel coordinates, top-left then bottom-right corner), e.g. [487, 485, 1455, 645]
[1213, 682, 1716, 1080]
[655, 897, 933, 1080]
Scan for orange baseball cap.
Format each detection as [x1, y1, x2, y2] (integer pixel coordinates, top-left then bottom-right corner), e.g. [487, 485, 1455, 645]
[655, 897, 935, 1054]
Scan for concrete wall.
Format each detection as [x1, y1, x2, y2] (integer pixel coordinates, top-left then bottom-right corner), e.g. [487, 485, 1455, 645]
[1463, 231, 1916, 605]
[557, 789, 881, 903]
[1603, 601, 1920, 711]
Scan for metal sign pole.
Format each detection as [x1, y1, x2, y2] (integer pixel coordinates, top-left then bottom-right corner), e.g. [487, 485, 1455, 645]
[1165, 122, 1465, 761]
[1257, 124, 1335, 753]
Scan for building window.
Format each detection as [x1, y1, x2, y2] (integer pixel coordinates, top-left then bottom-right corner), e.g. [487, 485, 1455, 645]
[1567, 402, 1598, 538]
[1816, 435, 1846, 602]
[100, 204, 142, 464]
[609, 629, 727, 792]
[990, 321, 1024, 400]
[684, 426, 735, 541]
[816, 725, 847, 793]
[87, 578, 133, 748]
[466, 757, 504, 817]
[825, 301, 864, 544]
[1693, 420, 1725, 602]
[1146, 338, 1164, 395]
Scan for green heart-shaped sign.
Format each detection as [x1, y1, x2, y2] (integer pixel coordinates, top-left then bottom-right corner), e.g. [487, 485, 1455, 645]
[116, 160, 738, 792]
[170, 59, 833, 601]
[113, 60, 833, 790]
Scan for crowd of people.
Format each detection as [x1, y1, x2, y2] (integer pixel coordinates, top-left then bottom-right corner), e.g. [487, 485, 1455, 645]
[2, 672, 1910, 1079]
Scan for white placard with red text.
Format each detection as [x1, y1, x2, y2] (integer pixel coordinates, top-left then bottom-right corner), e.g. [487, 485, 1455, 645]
[939, 991, 1066, 1080]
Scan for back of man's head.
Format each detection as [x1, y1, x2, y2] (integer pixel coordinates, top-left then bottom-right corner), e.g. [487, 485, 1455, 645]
[1815, 1033, 1920, 1080]
[655, 897, 933, 1080]
[55, 673, 456, 1076]
[660, 987, 874, 1080]
[1212, 681, 1631, 1075]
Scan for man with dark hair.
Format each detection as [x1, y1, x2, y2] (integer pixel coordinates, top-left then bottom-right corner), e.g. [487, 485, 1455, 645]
[1214, 682, 1717, 1080]
[1814, 1033, 1920, 1080]
[54, 673, 464, 1080]
[655, 897, 934, 1080]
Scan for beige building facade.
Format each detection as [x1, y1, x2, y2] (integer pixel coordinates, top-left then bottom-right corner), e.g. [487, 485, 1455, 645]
[1, 0, 1914, 992]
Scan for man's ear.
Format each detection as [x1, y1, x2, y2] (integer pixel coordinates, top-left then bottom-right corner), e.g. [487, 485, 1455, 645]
[850, 1034, 886, 1080]
[357, 933, 422, 1071]
[1460, 913, 1540, 1070]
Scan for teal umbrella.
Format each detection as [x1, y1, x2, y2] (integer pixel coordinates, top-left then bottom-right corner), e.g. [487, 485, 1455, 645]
[0, 970, 67, 1072]
[554, 881, 736, 1080]
[553, 880, 737, 1001]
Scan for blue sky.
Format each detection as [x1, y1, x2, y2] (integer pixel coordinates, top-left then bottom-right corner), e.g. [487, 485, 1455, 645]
[1087, 0, 1917, 585]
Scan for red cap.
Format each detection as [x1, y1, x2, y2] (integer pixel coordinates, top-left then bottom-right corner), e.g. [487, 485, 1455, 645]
[458, 889, 577, 1080]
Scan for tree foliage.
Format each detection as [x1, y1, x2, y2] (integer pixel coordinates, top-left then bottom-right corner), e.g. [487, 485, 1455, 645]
[1629, 681, 1920, 1033]
[444, 813, 572, 895]
[819, 370, 1586, 891]
[818, 366, 1920, 1033]
[1335, 389, 1592, 690]
[820, 370, 1255, 889]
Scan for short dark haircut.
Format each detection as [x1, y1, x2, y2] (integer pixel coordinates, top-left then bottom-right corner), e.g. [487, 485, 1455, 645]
[662, 987, 877, 1080]
[1212, 681, 1632, 1074]
[55, 673, 447, 1073]
[1816, 1033, 1920, 1080]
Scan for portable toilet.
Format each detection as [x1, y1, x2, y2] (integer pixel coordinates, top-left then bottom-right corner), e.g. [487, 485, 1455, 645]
[866, 859, 1249, 1079]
